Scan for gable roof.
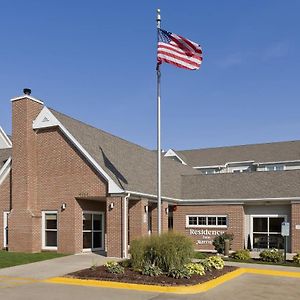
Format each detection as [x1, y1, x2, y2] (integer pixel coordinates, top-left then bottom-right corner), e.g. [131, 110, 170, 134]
[177, 140, 300, 167]
[49, 108, 198, 199]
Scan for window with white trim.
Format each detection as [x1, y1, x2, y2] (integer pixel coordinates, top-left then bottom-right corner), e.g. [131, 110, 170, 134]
[42, 211, 58, 249]
[186, 215, 227, 228]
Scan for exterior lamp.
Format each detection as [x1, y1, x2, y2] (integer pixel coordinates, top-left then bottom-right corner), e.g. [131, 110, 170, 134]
[61, 203, 67, 211]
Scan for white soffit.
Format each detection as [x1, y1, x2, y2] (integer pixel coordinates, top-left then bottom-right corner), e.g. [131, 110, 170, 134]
[0, 127, 12, 149]
[33, 107, 124, 194]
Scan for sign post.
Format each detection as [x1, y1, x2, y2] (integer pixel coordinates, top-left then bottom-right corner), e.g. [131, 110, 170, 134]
[281, 222, 290, 262]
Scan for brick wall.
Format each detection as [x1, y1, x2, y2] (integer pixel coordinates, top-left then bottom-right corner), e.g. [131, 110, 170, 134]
[291, 203, 300, 252]
[173, 204, 244, 251]
[0, 173, 11, 249]
[36, 128, 108, 254]
[106, 197, 122, 257]
[8, 97, 112, 254]
[9, 98, 43, 252]
[128, 198, 148, 242]
[150, 201, 169, 234]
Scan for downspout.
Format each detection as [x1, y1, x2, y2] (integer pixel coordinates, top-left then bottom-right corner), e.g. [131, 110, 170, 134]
[122, 193, 130, 258]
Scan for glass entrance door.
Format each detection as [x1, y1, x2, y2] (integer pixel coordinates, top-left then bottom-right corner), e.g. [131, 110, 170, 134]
[252, 216, 285, 250]
[83, 212, 104, 251]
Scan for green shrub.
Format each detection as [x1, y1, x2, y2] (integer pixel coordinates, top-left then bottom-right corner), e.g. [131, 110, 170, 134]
[200, 258, 213, 271]
[120, 259, 131, 268]
[212, 233, 234, 254]
[193, 251, 208, 259]
[141, 263, 163, 277]
[168, 267, 190, 279]
[200, 256, 224, 271]
[259, 249, 283, 263]
[104, 261, 125, 274]
[206, 256, 224, 270]
[293, 252, 300, 264]
[130, 232, 194, 272]
[231, 249, 251, 261]
[185, 263, 205, 276]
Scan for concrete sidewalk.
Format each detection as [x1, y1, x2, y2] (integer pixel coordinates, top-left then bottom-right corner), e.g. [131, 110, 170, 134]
[225, 260, 300, 273]
[0, 253, 116, 279]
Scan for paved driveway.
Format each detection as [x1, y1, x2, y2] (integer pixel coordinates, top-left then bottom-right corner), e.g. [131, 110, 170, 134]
[0, 273, 299, 300]
[0, 255, 300, 299]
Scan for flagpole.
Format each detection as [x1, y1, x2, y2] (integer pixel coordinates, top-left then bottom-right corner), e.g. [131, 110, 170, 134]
[156, 8, 162, 235]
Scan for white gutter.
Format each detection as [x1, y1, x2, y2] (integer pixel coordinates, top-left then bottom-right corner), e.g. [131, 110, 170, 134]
[0, 157, 12, 185]
[124, 190, 300, 204]
[123, 193, 130, 258]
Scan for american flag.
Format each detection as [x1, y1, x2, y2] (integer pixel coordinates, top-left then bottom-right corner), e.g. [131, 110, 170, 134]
[157, 28, 202, 70]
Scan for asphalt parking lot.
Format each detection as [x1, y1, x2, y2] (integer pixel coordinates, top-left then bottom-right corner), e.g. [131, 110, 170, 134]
[0, 273, 300, 300]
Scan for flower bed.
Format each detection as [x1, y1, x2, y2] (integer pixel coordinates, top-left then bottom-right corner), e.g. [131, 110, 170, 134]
[67, 265, 237, 286]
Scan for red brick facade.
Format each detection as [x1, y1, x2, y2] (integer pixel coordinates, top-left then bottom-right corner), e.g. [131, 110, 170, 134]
[291, 203, 300, 253]
[1, 95, 300, 256]
[173, 204, 244, 251]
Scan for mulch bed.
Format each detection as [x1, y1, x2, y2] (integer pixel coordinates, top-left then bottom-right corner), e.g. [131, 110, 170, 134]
[67, 265, 237, 286]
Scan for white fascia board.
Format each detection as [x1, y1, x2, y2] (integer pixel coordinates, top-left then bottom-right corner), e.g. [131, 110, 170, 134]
[11, 95, 44, 105]
[164, 149, 187, 165]
[124, 190, 299, 204]
[0, 127, 12, 148]
[0, 157, 12, 185]
[256, 160, 300, 166]
[33, 107, 124, 194]
[194, 165, 224, 169]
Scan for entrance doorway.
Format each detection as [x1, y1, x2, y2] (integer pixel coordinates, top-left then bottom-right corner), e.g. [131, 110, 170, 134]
[252, 215, 286, 250]
[83, 212, 104, 251]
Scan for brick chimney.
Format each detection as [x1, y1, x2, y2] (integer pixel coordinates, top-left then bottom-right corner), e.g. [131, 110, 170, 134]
[8, 90, 44, 252]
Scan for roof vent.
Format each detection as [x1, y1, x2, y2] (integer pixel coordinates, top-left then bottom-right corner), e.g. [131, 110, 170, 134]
[23, 88, 31, 95]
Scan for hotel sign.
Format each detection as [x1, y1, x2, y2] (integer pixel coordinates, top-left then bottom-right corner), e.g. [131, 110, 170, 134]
[189, 229, 225, 245]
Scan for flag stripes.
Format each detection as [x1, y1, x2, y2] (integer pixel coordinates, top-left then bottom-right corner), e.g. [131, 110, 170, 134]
[157, 29, 202, 70]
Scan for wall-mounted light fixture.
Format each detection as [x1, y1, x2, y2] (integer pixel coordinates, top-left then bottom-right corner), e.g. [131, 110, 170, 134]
[144, 205, 148, 213]
[109, 202, 114, 210]
[165, 207, 169, 214]
[61, 203, 67, 211]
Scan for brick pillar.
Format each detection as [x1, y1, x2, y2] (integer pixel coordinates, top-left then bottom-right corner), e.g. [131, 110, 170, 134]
[9, 95, 43, 252]
[106, 197, 122, 257]
[150, 201, 169, 234]
[128, 198, 148, 242]
[291, 203, 300, 253]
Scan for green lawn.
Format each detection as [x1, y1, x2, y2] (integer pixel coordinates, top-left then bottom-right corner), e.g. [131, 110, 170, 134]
[0, 251, 67, 269]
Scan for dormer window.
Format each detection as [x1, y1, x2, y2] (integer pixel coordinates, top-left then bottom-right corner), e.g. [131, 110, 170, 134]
[265, 164, 285, 172]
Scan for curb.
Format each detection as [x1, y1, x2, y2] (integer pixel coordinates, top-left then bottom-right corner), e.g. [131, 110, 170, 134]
[43, 268, 300, 294]
[44, 269, 244, 294]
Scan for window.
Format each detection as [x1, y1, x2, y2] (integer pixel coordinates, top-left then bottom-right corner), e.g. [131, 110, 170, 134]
[187, 215, 227, 228]
[265, 164, 285, 172]
[200, 168, 220, 175]
[252, 216, 286, 249]
[42, 211, 58, 249]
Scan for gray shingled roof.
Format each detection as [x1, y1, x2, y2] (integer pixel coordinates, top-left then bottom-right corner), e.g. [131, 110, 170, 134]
[50, 109, 198, 199]
[182, 170, 300, 199]
[177, 140, 300, 167]
[0, 148, 11, 168]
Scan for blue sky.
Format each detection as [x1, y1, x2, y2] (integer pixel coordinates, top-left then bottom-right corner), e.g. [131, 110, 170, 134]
[1, 0, 300, 150]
